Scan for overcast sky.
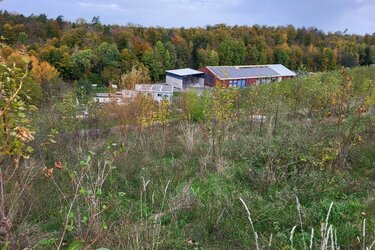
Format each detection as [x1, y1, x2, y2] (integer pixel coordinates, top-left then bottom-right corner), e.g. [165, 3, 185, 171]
[1, 0, 374, 34]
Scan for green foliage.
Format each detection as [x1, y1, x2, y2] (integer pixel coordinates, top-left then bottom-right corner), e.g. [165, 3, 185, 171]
[95, 42, 121, 68]
[340, 42, 360, 67]
[181, 90, 210, 122]
[22, 66, 375, 248]
[52, 91, 81, 131]
[2, 12, 375, 86]
[0, 63, 35, 159]
[197, 48, 219, 68]
[71, 49, 95, 78]
[67, 240, 84, 250]
[141, 49, 163, 81]
[2, 11, 375, 249]
[17, 32, 29, 44]
[218, 39, 245, 65]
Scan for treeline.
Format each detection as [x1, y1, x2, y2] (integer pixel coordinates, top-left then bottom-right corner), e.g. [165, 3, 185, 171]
[1, 11, 375, 85]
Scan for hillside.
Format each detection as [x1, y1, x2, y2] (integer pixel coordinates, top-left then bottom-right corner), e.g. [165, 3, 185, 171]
[1, 46, 375, 249]
[1, 11, 375, 86]
[1, 9, 375, 249]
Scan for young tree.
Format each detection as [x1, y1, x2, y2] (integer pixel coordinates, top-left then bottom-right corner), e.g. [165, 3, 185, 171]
[134, 94, 157, 129]
[339, 43, 359, 67]
[119, 65, 151, 89]
[0, 61, 35, 250]
[207, 83, 238, 162]
[320, 48, 337, 71]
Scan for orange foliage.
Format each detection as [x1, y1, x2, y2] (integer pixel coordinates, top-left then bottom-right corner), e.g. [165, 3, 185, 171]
[30, 56, 60, 83]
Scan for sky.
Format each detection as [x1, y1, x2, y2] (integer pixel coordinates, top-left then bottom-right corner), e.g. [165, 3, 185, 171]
[1, 0, 375, 34]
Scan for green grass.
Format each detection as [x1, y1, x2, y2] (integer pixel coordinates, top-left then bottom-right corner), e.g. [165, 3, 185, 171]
[10, 67, 375, 249]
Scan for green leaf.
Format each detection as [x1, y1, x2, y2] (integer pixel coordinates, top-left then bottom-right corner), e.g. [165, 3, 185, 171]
[101, 223, 108, 230]
[79, 187, 87, 196]
[26, 146, 34, 153]
[67, 240, 84, 250]
[68, 211, 75, 220]
[81, 216, 88, 223]
[67, 224, 74, 232]
[96, 248, 110, 250]
[79, 160, 87, 166]
[118, 192, 126, 197]
[96, 189, 102, 197]
[48, 138, 57, 144]
[86, 154, 91, 163]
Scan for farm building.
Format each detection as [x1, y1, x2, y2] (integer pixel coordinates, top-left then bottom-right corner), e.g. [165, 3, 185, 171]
[198, 64, 296, 88]
[94, 92, 124, 104]
[166, 68, 205, 90]
[134, 84, 174, 102]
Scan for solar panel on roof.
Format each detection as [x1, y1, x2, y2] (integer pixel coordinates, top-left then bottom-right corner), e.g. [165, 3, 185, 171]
[207, 64, 294, 79]
[208, 66, 278, 79]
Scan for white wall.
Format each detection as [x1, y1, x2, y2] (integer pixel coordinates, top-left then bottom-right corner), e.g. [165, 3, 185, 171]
[166, 75, 183, 89]
[152, 92, 172, 102]
[198, 77, 204, 87]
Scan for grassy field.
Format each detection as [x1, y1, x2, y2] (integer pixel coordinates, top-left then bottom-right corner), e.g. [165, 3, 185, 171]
[3, 67, 375, 249]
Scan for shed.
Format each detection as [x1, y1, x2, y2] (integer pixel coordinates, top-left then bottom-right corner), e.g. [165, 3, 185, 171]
[166, 68, 205, 90]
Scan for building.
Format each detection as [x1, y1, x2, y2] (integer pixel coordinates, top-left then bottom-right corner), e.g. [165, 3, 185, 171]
[134, 84, 174, 102]
[166, 68, 205, 90]
[198, 64, 296, 88]
[94, 92, 124, 104]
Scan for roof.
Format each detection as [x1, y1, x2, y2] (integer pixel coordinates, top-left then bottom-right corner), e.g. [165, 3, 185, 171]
[206, 64, 296, 79]
[267, 64, 297, 77]
[166, 68, 204, 77]
[96, 93, 122, 97]
[135, 84, 173, 93]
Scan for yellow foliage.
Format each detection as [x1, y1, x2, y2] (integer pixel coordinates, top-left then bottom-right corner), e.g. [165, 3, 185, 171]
[135, 94, 157, 128]
[30, 56, 59, 83]
[156, 100, 170, 126]
[1, 46, 14, 60]
[119, 65, 150, 90]
[2, 52, 59, 85]
[210, 82, 238, 123]
[6, 50, 30, 68]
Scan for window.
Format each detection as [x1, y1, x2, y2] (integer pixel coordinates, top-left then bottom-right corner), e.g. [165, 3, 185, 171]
[259, 78, 269, 84]
[205, 75, 214, 85]
[240, 79, 246, 88]
[229, 79, 246, 88]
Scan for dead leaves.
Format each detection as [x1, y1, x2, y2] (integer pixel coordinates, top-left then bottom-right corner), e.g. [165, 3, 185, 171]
[42, 161, 63, 178]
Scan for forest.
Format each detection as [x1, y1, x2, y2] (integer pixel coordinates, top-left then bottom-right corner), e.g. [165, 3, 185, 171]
[0, 10, 375, 250]
[1, 11, 375, 86]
